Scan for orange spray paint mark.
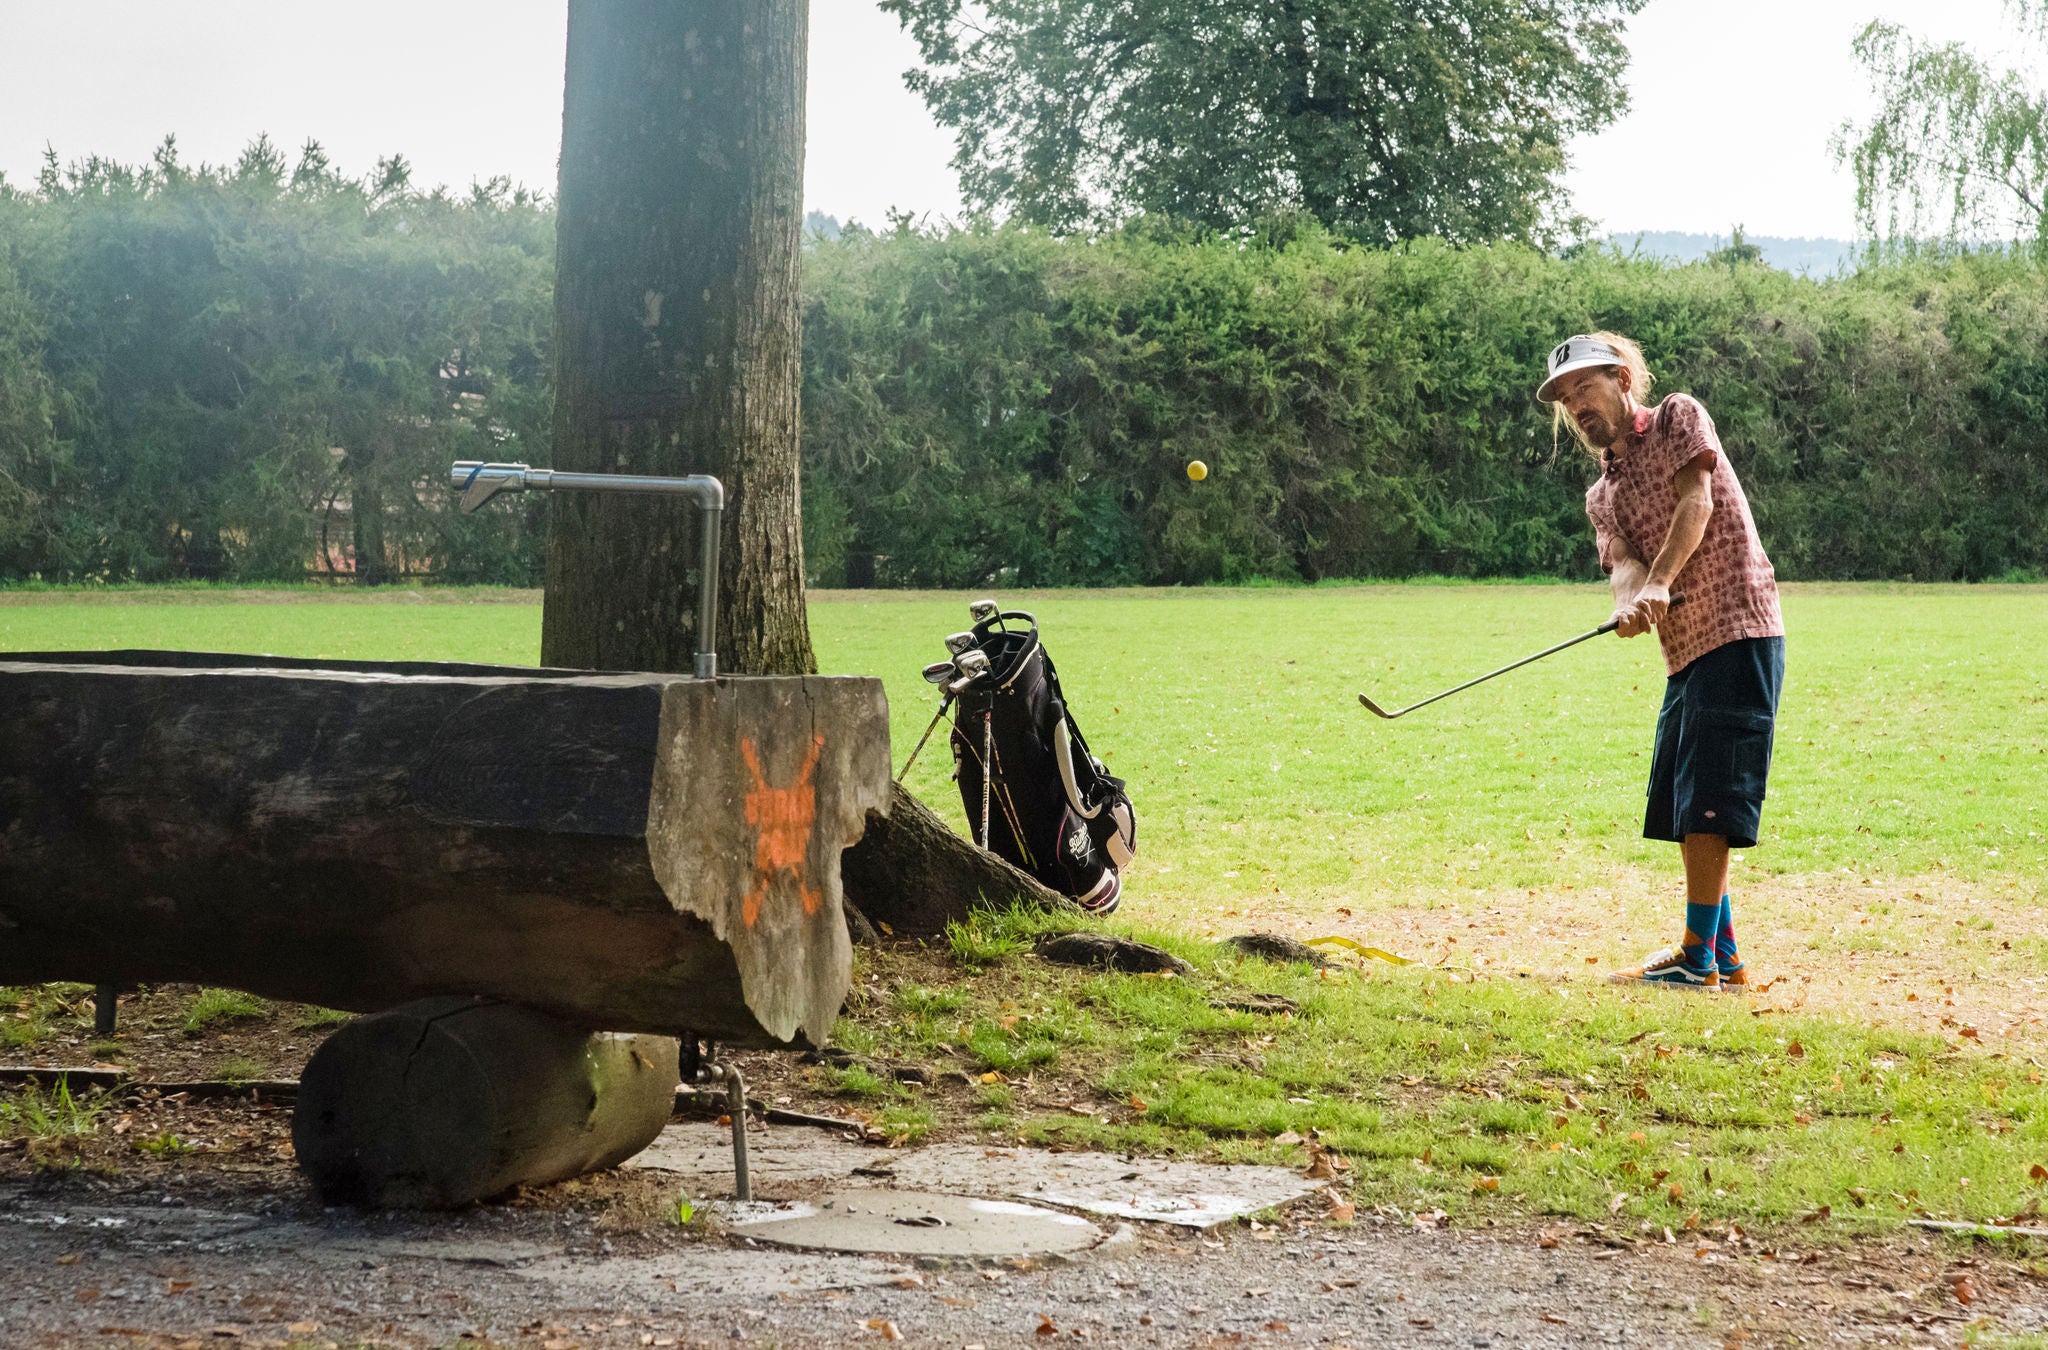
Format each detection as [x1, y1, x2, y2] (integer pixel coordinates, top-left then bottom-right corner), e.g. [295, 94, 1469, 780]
[740, 734, 824, 927]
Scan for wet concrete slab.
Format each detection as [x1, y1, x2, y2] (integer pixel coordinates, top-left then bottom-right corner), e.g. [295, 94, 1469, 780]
[628, 1123, 1322, 1229]
[727, 1189, 1101, 1258]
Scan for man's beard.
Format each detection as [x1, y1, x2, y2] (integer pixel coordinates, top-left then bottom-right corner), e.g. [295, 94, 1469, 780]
[1577, 411, 1618, 447]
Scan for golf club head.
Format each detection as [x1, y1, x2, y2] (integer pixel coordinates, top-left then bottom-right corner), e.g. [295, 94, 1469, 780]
[955, 650, 992, 680]
[451, 461, 528, 514]
[922, 660, 957, 685]
[1356, 693, 1399, 719]
[968, 598, 999, 624]
[943, 631, 977, 657]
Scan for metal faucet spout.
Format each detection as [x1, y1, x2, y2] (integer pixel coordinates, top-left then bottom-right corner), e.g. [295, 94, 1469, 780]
[450, 461, 724, 679]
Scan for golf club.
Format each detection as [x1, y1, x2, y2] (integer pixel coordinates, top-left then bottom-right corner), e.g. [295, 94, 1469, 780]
[944, 631, 977, 656]
[898, 649, 994, 783]
[969, 598, 1000, 625]
[1357, 593, 1686, 720]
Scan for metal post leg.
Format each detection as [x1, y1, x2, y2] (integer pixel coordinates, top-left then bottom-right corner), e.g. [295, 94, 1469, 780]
[94, 984, 118, 1037]
[719, 1062, 751, 1201]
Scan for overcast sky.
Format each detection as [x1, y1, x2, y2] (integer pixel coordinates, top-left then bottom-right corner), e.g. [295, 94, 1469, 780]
[0, 1, 2031, 240]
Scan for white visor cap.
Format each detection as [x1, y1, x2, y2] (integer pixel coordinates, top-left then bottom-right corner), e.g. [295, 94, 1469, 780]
[1536, 335, 1627, 404]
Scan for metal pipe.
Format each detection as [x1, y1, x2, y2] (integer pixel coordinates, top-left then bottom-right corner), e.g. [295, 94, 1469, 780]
[451, 461, 725, 679]
[94, 984, 118, 1037]
[717, 1061, 752, 1201]
[694, 500, 722, 680]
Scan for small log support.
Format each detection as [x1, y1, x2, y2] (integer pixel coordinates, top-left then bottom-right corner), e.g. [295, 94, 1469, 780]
[293, 997, 677, 1208]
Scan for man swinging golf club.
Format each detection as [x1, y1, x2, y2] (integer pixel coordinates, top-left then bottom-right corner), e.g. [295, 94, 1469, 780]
[1539, 333, 1785, 992]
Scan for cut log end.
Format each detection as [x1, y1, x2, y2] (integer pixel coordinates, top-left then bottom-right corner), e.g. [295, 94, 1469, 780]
[293, 998, 677, 1209]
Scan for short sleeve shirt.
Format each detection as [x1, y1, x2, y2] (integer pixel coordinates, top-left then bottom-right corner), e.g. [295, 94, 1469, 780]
[1583, 394, 1783, 676]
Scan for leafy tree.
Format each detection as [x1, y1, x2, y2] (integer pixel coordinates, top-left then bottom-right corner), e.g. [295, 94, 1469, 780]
[1705, 224, 1763, 268]
[879, 0, 1645, 243]
[1839, 4, 2048, 247]
[0, 136, 554, 583]
[0, 253, 59, 559]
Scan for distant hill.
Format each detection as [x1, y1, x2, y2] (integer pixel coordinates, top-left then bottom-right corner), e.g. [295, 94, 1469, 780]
[1606, 231, 1862, 276]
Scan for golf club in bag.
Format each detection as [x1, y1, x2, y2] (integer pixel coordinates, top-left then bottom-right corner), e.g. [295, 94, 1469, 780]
[899, 601, 1137, 914]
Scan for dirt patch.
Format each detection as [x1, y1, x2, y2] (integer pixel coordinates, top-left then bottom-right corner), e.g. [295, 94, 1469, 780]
[1148, 867, 2048, 1054]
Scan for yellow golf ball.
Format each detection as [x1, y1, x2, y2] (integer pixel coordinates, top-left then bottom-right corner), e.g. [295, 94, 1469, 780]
[1186, 460, 1209, 481]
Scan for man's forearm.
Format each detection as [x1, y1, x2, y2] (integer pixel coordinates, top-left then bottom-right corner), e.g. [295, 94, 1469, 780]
[1646, 492, 1711, 588]
[1610, 551, 1649, 609]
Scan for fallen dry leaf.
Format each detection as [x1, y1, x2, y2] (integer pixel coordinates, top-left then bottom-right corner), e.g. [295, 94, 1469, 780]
[2031, 1163, 2047, 1182]
[1668, 1183, 1684, 1201]
[1609, 1193, 1629, 1213]
[1036, 1314, 1059, 1336]
[1473, 1176, 1500, 1193]
[1541, 1312, 1569, 1324]
[864, 1318, 902, 1341]
[1952, 1275, 1977, 1305]
[1787, 1040, 1805, 1058]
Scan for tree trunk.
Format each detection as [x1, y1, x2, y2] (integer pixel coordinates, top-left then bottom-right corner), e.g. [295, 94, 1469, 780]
[840, 783, 1073, 938]
[543, 0, 814, 677]
[347, 444, 389, 586]
[0, 651, 889, 1047]
[294, 997, 677, 1208]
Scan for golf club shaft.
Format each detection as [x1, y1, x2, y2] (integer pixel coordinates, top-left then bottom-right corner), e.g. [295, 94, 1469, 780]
[980, 711, 994, 850]
[1360, 593, 1685, 719]
[896, 695, 955, 783]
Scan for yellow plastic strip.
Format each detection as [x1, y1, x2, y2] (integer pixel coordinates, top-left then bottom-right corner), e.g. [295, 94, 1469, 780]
[1306, 935, 1414, 965]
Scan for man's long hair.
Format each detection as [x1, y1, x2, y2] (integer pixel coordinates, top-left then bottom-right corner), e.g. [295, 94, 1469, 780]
[1554, 330, 1655, 458]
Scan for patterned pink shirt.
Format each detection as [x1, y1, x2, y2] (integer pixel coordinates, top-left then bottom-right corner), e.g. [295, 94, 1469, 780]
[1584, 395, 1784, 676]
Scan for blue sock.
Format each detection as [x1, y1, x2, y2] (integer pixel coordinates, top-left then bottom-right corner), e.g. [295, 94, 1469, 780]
[1681, 901, 1720, 975]
[1716, 894, 1742, 973]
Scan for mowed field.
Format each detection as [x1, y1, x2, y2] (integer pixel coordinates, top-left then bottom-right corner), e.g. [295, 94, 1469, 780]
[7, 582, 2048, 1225]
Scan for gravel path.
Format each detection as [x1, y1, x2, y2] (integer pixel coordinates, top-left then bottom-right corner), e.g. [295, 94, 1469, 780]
[5, 1175, 2043, 1349]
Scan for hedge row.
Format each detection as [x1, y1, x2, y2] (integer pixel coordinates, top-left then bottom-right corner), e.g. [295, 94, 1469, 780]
[3, 164, 2043, 586]
[800, 222, 2048, 586]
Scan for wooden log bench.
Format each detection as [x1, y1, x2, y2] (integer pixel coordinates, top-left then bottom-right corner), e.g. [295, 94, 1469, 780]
[0, 650, 890, 1050]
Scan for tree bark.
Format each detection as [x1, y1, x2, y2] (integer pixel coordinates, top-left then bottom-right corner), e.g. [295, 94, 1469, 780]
[0, 652, 888, 1046]
[347, 443, 389, 586]
[840, 783, 1073, 938]
[544, 0, 814, 677]
[294, 997, 677, 1208]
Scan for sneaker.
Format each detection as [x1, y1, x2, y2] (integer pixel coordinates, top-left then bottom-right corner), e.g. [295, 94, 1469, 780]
[1607, 947, 1720, 991]
[1717, 965, 1750, 995]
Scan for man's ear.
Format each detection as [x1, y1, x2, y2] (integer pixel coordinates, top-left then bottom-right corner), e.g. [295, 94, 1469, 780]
[1613, 365, 1633, 396]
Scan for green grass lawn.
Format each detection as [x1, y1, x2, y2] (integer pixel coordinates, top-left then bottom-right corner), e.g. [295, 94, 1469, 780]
[7, 581, 2046, 1230]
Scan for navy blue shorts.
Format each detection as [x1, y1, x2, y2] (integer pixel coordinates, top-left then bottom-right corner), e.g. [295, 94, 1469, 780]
[1644, 636, 1785, 850]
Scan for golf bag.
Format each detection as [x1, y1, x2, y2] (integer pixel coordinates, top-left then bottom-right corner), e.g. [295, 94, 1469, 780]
[949, 609, 1136, 914]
